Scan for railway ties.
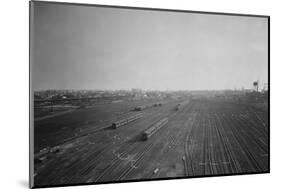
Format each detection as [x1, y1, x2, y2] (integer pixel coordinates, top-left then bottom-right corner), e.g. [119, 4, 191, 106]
[35, 112, 139, 160]
[92, 142, 141, 182]
[200, 113, 208, 175]
[214, 109, 268, 174]
[89, 114, 174, 181]
[192, 111, 209, 175]
[205, 114, 218, 175]
[212, 114, 238, 174]
[81, 116, 170, 182]
[238, 114, 268, 139]
[35, 99, 268, 185]
[132, 101, 196, 179]
[184, 102, 243, 177]
[245, 106, 268, 128]
[207, 112, 241, 175]
[227, 115, 268, 171]
[34, 100, 190, 185]
[125, 105, 194, 180]
[65, 117, 162, 182]
[206, 113, 215, 175]
[215, 113, 248, 173]
[220, 114, 265, 172]
[36, 112, 149, 184]
[100, 102, 193, 181]
[185, 103, 222, 176]
[116, 141, 155, 181]
[233, 116, 268, 153]
[211, 114, 240, 174]
[180, 100, 268, 177]
[94, 122, 166, 182]
[199, 111, 221, 175]
[183, 110, 200, 176]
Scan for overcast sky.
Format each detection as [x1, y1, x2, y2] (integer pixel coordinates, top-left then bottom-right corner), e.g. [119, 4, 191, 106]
[31, 2, 268, 91]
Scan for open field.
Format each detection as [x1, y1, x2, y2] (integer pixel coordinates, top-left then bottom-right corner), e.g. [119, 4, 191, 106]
[33, 97, 269, 186]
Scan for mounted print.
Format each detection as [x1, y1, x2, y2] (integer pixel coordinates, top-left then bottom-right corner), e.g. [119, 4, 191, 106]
[29, 1, 270, 188]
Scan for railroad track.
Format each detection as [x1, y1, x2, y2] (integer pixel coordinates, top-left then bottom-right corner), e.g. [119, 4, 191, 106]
[93, 124, 163, 182]
[45, 106, 161, 154]
[94, 117, 173, 181]
[146, 101, 195, 179]
[66, 116, 171, 182]
[35, 103, 178, 185]
[230, 113, 268, 170]
[92, 141, 143, 182]
[244, 106, 268, 130]
[183, 107, 201, 176]
[115, 141, 155, 181]
[220, 114, 263, 172]
[181, 100, 268, 177]
[66, 103, 180, 183]
[238, 115, 267, 139]
[37, 101, 193, 184]
[212, 114, 238, 174]
[209, 114, 228, 174]
[233, 116, 268, 153]
[35, 99, 269, 186]
[94, 101, 192, 182]
[35, 111, 138, 155]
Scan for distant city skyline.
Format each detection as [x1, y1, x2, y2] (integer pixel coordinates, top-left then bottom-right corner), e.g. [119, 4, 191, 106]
[33, 88, 262, 92]
[31, 2, 268, 91]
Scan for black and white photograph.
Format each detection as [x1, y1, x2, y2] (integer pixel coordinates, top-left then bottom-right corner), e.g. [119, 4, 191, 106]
[30, 1, 269, 188]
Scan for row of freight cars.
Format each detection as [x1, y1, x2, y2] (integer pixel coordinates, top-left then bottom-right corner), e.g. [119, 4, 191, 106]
[112, 101, 184, 140]
[112, 113, 143, 129]
[111, 113, 169, 141]
[134, 103, 162, 111]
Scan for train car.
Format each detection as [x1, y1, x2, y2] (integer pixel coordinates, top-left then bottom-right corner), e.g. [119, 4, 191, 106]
[142, 118, 168, 140]
[154, 103, 162, 107]
[134, 106, 144, 111]
[175, 103, 180, 111]
[112, 113, 143, 129]
[112, 119, 128, 129]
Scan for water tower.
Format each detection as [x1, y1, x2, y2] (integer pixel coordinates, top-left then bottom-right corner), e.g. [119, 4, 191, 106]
[253, 80, 259, 92]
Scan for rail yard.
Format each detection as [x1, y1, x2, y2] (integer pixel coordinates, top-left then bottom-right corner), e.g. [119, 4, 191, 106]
[33, 91, 269, 187]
